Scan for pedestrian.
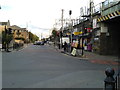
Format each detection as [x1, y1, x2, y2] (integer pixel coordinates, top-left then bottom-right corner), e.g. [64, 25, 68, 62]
[64, 41, 67, 52]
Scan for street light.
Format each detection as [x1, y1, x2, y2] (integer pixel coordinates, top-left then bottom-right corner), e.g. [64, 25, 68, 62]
[69, 10, 72, 52]
[60, 9, 64, 49]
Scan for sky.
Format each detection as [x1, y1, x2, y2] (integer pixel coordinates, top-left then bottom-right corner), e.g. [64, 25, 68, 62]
[0, 0, 105, 39]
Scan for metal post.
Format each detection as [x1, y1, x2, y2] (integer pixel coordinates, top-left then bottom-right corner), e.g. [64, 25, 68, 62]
[81, 33, 84, 56]
[60, 9, 64, 49]
[70, 21, 73, 52]
[81, 17, 85, 56]
[104, 68, 115, 90]
[69, 10, 72, 52]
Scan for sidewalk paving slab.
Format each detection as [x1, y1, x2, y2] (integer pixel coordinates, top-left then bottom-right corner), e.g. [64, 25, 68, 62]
[50, 45, 120, 66]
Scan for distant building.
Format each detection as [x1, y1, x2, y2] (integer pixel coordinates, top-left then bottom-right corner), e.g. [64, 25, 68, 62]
[10, 25, 29, 44]
[0, 20, 29, 48]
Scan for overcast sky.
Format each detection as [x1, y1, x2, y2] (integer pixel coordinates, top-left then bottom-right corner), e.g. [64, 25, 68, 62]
[0, 0, 105, 39]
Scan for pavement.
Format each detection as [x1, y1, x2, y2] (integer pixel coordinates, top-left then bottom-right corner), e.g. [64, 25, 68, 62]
[1, 44, 29, 52]
[83, 51, 120, 66]
[49, 44, 120, 66]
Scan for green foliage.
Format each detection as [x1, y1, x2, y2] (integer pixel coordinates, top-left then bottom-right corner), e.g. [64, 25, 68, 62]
[52, 28, 57, 38]
[2, 31, 13, 51]
[2, 31, 13, 45]
[29, 32, 39, 43]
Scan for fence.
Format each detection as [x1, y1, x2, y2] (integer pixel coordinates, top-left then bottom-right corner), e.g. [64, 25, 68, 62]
[102, 0, 120, 10]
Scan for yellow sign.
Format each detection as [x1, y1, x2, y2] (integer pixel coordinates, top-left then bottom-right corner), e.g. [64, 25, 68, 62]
[67, 33, 70, 35]
[74, 32, 79, 35]
[74, 31, 83, 35]
[79, 31, 83, 34]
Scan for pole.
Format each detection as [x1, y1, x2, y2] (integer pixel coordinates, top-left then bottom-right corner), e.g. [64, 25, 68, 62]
[60, 9, 64, 49]
[104, 68, 115, 90]
[81, 8, 85, 56]
[26, 22, 30, 43]
[90, 0, 94, 25]
[70, 16, 72, 45]
[69, 10, 72, 52]
[81, 19, 84, 56]
[41, 33, 43, 40]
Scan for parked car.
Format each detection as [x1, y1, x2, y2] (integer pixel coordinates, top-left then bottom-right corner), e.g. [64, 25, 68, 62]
[33, 41, 44, 45]
[40, 41, 44, 45]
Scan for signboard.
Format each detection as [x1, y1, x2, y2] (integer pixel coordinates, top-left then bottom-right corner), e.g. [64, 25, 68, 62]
[67, 33, 70, 35]
[60, 37, 70, 44]
[93, 19, 97, 29]
[80, 7, 84, 16]
[71, 48, 77, 56]
[73, 31, 83, 35]
[74, 32, 80, 35]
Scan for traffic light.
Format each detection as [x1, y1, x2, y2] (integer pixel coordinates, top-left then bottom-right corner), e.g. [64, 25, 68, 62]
[84, 27, 87, 34]
[69, 10, 72, 15]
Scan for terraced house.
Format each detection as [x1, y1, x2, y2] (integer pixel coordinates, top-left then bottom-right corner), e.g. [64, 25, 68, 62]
[10, 25, 29, 44]
[0, 20, 29, 49]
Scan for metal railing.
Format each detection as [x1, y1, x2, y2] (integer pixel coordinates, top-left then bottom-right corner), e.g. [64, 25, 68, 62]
[102, 0, 120, 9]
[90, 0, 120, 15]
[92, 3, 102, 14]
[104, 67, 120, 90]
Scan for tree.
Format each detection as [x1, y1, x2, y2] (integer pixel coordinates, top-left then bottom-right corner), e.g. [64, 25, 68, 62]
[2, 31, 13, 51]
[51, 28, 60, 47]
[29, 32, 39, 43]
[52, 28, 57, 40]
[33, 34, 39, 42]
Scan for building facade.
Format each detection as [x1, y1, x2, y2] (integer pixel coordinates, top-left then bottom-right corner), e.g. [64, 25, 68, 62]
[10, 25, 29, 44]
[0, 20, 29, 49]
[61, 0, 120, 56]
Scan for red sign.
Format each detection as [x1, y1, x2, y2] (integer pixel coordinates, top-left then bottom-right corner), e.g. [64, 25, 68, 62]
[85, 28, 92, 32]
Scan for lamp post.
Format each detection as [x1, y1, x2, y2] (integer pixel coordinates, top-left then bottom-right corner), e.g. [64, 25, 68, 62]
[69, 10, 72, 52]
[60, 9, 64, 49]
[69, 10, 72, 43]
[81, 19, 84, 56]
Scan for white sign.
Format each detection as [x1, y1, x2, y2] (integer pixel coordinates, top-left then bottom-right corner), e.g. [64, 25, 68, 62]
[80, 7, 84, 16]
[93, 19, 97, 29]
[71, 48, 76, 56]
[60, 37, 70, 44]
[0, 44, 2, 49]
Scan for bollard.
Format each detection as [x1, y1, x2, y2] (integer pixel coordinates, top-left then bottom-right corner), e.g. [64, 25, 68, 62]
[104, 68, 115, 90]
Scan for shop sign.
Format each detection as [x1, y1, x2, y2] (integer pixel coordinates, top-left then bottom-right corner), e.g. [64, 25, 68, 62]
[93, 19, 97, 29]
[74, 32, 79, 35]
[73, 31, 83, 35]
[67, 33, 71, 35]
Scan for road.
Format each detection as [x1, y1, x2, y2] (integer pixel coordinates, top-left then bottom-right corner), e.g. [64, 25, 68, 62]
[2, 44, 117, 88]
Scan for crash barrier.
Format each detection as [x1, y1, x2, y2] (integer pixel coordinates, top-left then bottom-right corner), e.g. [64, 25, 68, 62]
[104, 67, 120, 90]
